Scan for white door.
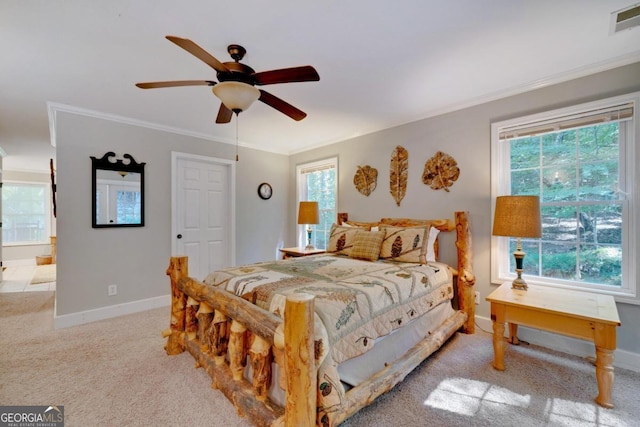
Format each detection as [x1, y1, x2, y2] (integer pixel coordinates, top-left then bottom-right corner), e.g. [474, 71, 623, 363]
[173, 153, 235, 281]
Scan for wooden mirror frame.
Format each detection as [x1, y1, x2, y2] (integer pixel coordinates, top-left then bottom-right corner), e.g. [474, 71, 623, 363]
[91, 152, 146, 228]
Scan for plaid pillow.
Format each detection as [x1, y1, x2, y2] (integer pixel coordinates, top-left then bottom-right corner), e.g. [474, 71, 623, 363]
[343, 220, 379, 231]
[349, 230, 385, 261]
[380, 226, 429, 263]
[327, 224, 362, 255]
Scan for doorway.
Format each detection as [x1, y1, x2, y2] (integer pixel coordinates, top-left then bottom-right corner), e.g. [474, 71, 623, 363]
[171, 152, 235, 281]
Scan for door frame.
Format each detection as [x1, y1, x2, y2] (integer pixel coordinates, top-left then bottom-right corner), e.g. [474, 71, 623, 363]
[171, 151, 236, 267]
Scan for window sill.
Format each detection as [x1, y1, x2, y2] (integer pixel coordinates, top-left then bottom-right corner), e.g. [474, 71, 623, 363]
[3, 241, 50, 247]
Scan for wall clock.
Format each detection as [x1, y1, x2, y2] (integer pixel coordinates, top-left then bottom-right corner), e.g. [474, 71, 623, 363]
[258, 182, 273, 200]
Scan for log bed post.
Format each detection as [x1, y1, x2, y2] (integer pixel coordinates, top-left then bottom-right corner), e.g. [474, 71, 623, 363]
[229, 320, 248, 381]
[208, 310, 230, 365]
[455, 211, 475, 334]
[164, 256, 188, 355]
[249, 334, 273, 402]
[284, 293, 316, 427]
[197, 302, 214, 352]
[185, 296, 200, 341]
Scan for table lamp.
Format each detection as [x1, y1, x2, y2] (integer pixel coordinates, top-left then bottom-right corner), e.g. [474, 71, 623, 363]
[492, 195, 542, 290]
[297, 201, 319, 250]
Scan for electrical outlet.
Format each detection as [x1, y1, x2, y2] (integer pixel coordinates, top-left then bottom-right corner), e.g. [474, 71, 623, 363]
[475, 291, 480, 305]
[108, 284, 117, 296]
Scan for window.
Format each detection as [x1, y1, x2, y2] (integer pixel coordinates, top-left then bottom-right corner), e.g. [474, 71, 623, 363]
[491, 93, 639, 302]
[296, 157, 338, 249]
[116, 190, 142, 224]
[2, 181, 51, 245]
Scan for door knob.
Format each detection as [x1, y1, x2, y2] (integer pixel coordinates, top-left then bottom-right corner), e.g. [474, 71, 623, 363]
[176, 234, 182, 239]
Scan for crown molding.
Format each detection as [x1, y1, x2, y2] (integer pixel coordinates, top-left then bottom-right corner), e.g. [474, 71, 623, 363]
[46, 102, 288, 155]
[290, 53, 640, 155]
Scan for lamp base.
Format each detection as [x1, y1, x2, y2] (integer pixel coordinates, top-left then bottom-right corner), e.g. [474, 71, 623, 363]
[305, 226, 314, 251]
[511, 276, 528, 290]
[512, 247, 528, 290]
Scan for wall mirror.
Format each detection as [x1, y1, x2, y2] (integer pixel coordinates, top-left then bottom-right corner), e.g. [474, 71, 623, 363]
[91, 152, 145, 228]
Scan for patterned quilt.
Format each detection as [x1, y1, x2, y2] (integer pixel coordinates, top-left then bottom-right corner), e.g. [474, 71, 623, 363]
[203, 254, 454, 416]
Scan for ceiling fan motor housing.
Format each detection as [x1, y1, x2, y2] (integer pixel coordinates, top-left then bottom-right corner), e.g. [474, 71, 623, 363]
[217, 61, 256, 85]
[216, 44, 256, 85]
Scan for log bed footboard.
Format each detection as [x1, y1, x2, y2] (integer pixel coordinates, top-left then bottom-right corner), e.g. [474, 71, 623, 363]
[164, 211, 475, 427]
[165, 263, 313, 426]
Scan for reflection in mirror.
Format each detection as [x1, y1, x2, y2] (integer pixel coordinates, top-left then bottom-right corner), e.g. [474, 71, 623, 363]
[95, 170, 141, 225]
[91, 152, 145, 228]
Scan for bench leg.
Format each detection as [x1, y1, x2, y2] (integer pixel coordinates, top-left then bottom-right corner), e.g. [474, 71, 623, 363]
[594, 347, 615, 408]
[594, 322, 616, 409]
[491, 303, 506, 371]
[508, 323, 520, 345]
[492, 321, 506, 371]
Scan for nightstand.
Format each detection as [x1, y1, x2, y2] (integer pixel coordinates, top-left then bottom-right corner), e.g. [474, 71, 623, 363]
[486, 282, 620, 408]
[279, 247, 325, 259]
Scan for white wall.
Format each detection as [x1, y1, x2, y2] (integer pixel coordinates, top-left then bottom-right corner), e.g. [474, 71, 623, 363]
[234, 147, 291, 263]
[54, 110, 290, 322]
[290, 61, 640, 358]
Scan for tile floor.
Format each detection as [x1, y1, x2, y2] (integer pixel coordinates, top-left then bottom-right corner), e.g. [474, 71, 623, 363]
[0, 264, 56, 293]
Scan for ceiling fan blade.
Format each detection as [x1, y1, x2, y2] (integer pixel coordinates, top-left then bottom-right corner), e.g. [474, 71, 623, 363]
[165, 36, 231, 74]
[216, 103, 233, 123]
[135, 80, 216, 89]
[259, 90, 307, 121]
[253, 66, 320, 85]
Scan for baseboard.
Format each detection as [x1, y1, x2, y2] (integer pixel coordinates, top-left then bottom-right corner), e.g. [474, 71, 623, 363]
[475, 315, 640, 373]
[54, 294, 170, 329]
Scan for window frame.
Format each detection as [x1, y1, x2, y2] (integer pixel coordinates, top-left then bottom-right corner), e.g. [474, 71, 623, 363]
[296, 157, 338, 250]
[491, 92, 639, 304]
[2, 180, 52, 247]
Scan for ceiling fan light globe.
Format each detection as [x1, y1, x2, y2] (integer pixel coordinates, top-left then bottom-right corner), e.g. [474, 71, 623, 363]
[212, 81, 260, 113]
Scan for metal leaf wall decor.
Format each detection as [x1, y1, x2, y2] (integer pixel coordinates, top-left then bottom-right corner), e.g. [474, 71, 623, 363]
[389, 145, 408, 206]
[353, 165, 378, 196]
[422, 151, 460, 192]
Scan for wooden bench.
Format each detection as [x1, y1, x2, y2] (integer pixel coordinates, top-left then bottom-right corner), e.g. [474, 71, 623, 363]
[487, 282, 621, 408]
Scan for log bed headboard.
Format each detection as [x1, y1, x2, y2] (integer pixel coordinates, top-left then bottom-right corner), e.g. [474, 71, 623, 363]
[337, 212, 456, 264]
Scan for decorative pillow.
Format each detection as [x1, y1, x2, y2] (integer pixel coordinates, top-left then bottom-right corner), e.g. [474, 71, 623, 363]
[426, 226, 440, 262]
[349, 230, 385, 261]
[379, 226, 429, 263]
[327, 224, 361, 255]
[343, 220, 379, 231]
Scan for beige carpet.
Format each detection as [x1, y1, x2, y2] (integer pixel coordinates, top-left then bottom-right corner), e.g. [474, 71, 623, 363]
[1, 291, 639, 426]
[30, 264, 56, 284]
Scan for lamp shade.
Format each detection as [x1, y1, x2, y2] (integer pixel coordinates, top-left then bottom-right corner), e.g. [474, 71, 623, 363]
[297, 201, 319, 225]
[492, 195, 541, 238]
[212, 81, 260, 112]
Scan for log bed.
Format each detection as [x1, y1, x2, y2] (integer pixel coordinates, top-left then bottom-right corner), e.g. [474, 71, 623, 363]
[164, 211, 475, 427]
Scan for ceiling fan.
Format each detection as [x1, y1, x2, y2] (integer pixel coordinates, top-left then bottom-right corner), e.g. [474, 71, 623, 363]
[136, 36, 320, 123]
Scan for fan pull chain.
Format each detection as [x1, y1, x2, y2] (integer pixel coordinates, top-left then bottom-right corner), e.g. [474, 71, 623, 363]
[235, 113, 239, 161]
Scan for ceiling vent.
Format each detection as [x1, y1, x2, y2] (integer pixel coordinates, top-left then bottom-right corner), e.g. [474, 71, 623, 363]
[610, 3, 640, 34]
